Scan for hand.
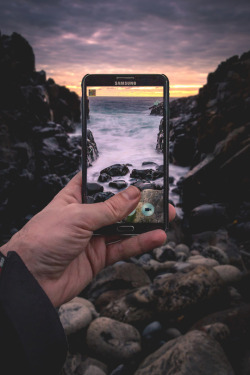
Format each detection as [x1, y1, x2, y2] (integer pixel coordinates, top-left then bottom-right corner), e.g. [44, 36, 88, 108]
[1, 172, 176, 307]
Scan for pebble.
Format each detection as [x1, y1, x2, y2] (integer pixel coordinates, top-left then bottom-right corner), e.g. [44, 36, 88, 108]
[59, 297, 98, 335]
[201, 246, 229, 265]
[86, 317, 141, 362]
[188, 255, 219, 267]
[213, 265, 242, 284]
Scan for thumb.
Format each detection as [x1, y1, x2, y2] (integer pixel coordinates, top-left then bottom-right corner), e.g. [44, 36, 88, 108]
[87, 186, 141, 230]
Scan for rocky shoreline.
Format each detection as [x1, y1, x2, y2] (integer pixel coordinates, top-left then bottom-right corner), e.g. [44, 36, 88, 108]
[1, 32, 250, 374]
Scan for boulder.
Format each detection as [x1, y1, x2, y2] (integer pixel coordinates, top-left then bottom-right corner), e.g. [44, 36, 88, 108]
[100, 164, 129, 177]
[134, 330, 234, 375]
[81, 263, 150, 312]
[102, 266, 224, 326]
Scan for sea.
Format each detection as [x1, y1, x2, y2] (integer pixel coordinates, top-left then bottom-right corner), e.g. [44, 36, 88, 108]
[74, 96, 189, 216]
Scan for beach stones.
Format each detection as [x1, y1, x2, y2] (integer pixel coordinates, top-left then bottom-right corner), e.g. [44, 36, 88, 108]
[134, 330, 234, 375]
[100, 164, 129, 177]
[59, 297, 98, 335]
[81, 263, 150, 311]
[213, 265, 242, 284]
[63, 354, 107, 375]
[109, 180, 128, 189]
[87, 183, 104, 195]
[101, 266, 224, 326]
[130, 169, 163, 181]
[201, 246, 229, 264]
[98, 173, 111, 182]
[86, 317, 141, 362]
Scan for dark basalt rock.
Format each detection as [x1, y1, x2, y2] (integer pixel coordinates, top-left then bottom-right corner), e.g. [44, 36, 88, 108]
[98, 173, 112, 182]
[109, 180, 128, 190]
[130, 169, 163, 181]
[93, 192, 114, 202]
[142, 161, 158, 167]
[87, 183, 104, 196]
[134, 330, 234, 375]
[100, 164, 129, 177]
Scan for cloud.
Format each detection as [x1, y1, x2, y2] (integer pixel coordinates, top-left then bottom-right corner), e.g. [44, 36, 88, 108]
[1, 0, 250, 95]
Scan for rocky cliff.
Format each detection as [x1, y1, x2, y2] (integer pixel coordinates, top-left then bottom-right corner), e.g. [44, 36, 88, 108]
[0, 32, 98, 242]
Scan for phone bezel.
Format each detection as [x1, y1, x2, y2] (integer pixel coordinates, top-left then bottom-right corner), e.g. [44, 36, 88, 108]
[81, 74, 169, 235]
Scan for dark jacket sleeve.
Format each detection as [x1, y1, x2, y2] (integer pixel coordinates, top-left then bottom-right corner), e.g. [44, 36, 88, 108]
[0, 251, 68, 375]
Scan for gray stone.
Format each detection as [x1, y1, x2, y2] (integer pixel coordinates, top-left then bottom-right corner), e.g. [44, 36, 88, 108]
[153, 245, 177, 262]
[102, 266, 223, 326]
[201, 246, 229, 264]
[82, 263, 150, 312]
[175, 243, 190, 256]
[134, 330, 234, 375]
[188, 255, 219, 267]
[203, 322, 230, 343]
[214, 265, 242, 284]
[86, 317, 141, 362]
[59, 297, 98, 335]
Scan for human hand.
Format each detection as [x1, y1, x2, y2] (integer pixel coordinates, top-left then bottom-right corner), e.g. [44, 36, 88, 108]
[1, 172, 176, 307]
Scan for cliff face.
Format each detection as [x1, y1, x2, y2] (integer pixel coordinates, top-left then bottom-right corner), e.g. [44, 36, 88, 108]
[0, 32, 97, 242]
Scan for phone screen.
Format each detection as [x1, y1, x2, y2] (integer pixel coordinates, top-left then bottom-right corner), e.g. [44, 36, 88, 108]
[83, 78, 167, 232]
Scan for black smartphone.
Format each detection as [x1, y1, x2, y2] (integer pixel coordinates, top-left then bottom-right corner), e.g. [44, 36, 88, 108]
[81, 74, 169, 235]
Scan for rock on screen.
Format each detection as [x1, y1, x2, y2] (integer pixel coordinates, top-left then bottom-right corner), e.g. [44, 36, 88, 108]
[86, 85, 164, 224]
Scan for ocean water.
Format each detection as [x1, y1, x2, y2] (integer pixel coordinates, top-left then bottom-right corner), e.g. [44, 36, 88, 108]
[74, 96, 188, 216]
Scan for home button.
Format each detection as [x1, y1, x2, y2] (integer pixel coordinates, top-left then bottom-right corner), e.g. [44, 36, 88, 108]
[117, 225, 134, 233]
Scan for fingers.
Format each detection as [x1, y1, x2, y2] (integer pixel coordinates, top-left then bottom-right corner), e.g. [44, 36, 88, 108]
[85, 186, 141, 231]
[105, 229, 167, 265]
[169, 204, 176, 222]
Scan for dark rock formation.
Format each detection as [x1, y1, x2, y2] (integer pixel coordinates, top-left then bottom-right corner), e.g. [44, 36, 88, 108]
[100, 164, 130, 177]
[0, 32, 98, 243]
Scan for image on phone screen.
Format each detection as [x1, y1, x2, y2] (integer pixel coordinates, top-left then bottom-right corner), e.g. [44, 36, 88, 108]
[83, 75, 167, 232]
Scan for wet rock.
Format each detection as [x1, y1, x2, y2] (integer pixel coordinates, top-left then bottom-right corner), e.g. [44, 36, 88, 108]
[100, 164, 129, 177]
[142, 161, 158, 166]
[59, 297, 98, 335]
[93, 192, 114, 202]
[131, 181, 157, 191]
[81, 263, 150, 312]
[86, 317, 141, 362]
[109, 180, 128, 189]
[188, 255, 219, 267]
[213, 265, 242, 284]
[98, 173, 112, 182]
[102, 266, 224, 326]
[130, 169, 163, 181]
[134, 330, 234, 375]
[142, 321, 163, 353]
[87, 183, 104, 195]
[201, 246, 229, 264]
[86, 129, 99, 166]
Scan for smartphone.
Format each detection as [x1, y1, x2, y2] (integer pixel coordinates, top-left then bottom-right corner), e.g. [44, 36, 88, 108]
[81, 74, 169, 235]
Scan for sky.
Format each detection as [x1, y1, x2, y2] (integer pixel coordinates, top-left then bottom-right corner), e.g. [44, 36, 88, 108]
[1, 0, 250, 97]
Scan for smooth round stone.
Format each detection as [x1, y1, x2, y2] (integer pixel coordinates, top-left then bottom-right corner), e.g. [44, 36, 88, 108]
[201, 246, 229, 265]
[142, 321, 162, 340]
[203, 322, 230, 342]
[86, 317, 141, 362]
[109, 364, 125, 375]
[165, 328, 182, 341]
[59, 297, 98, 335]
[175, 244, 190, 256]
[188, 255, 219, 267]
[109, 180, 128, 189]
[214, 265, 242, 284]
